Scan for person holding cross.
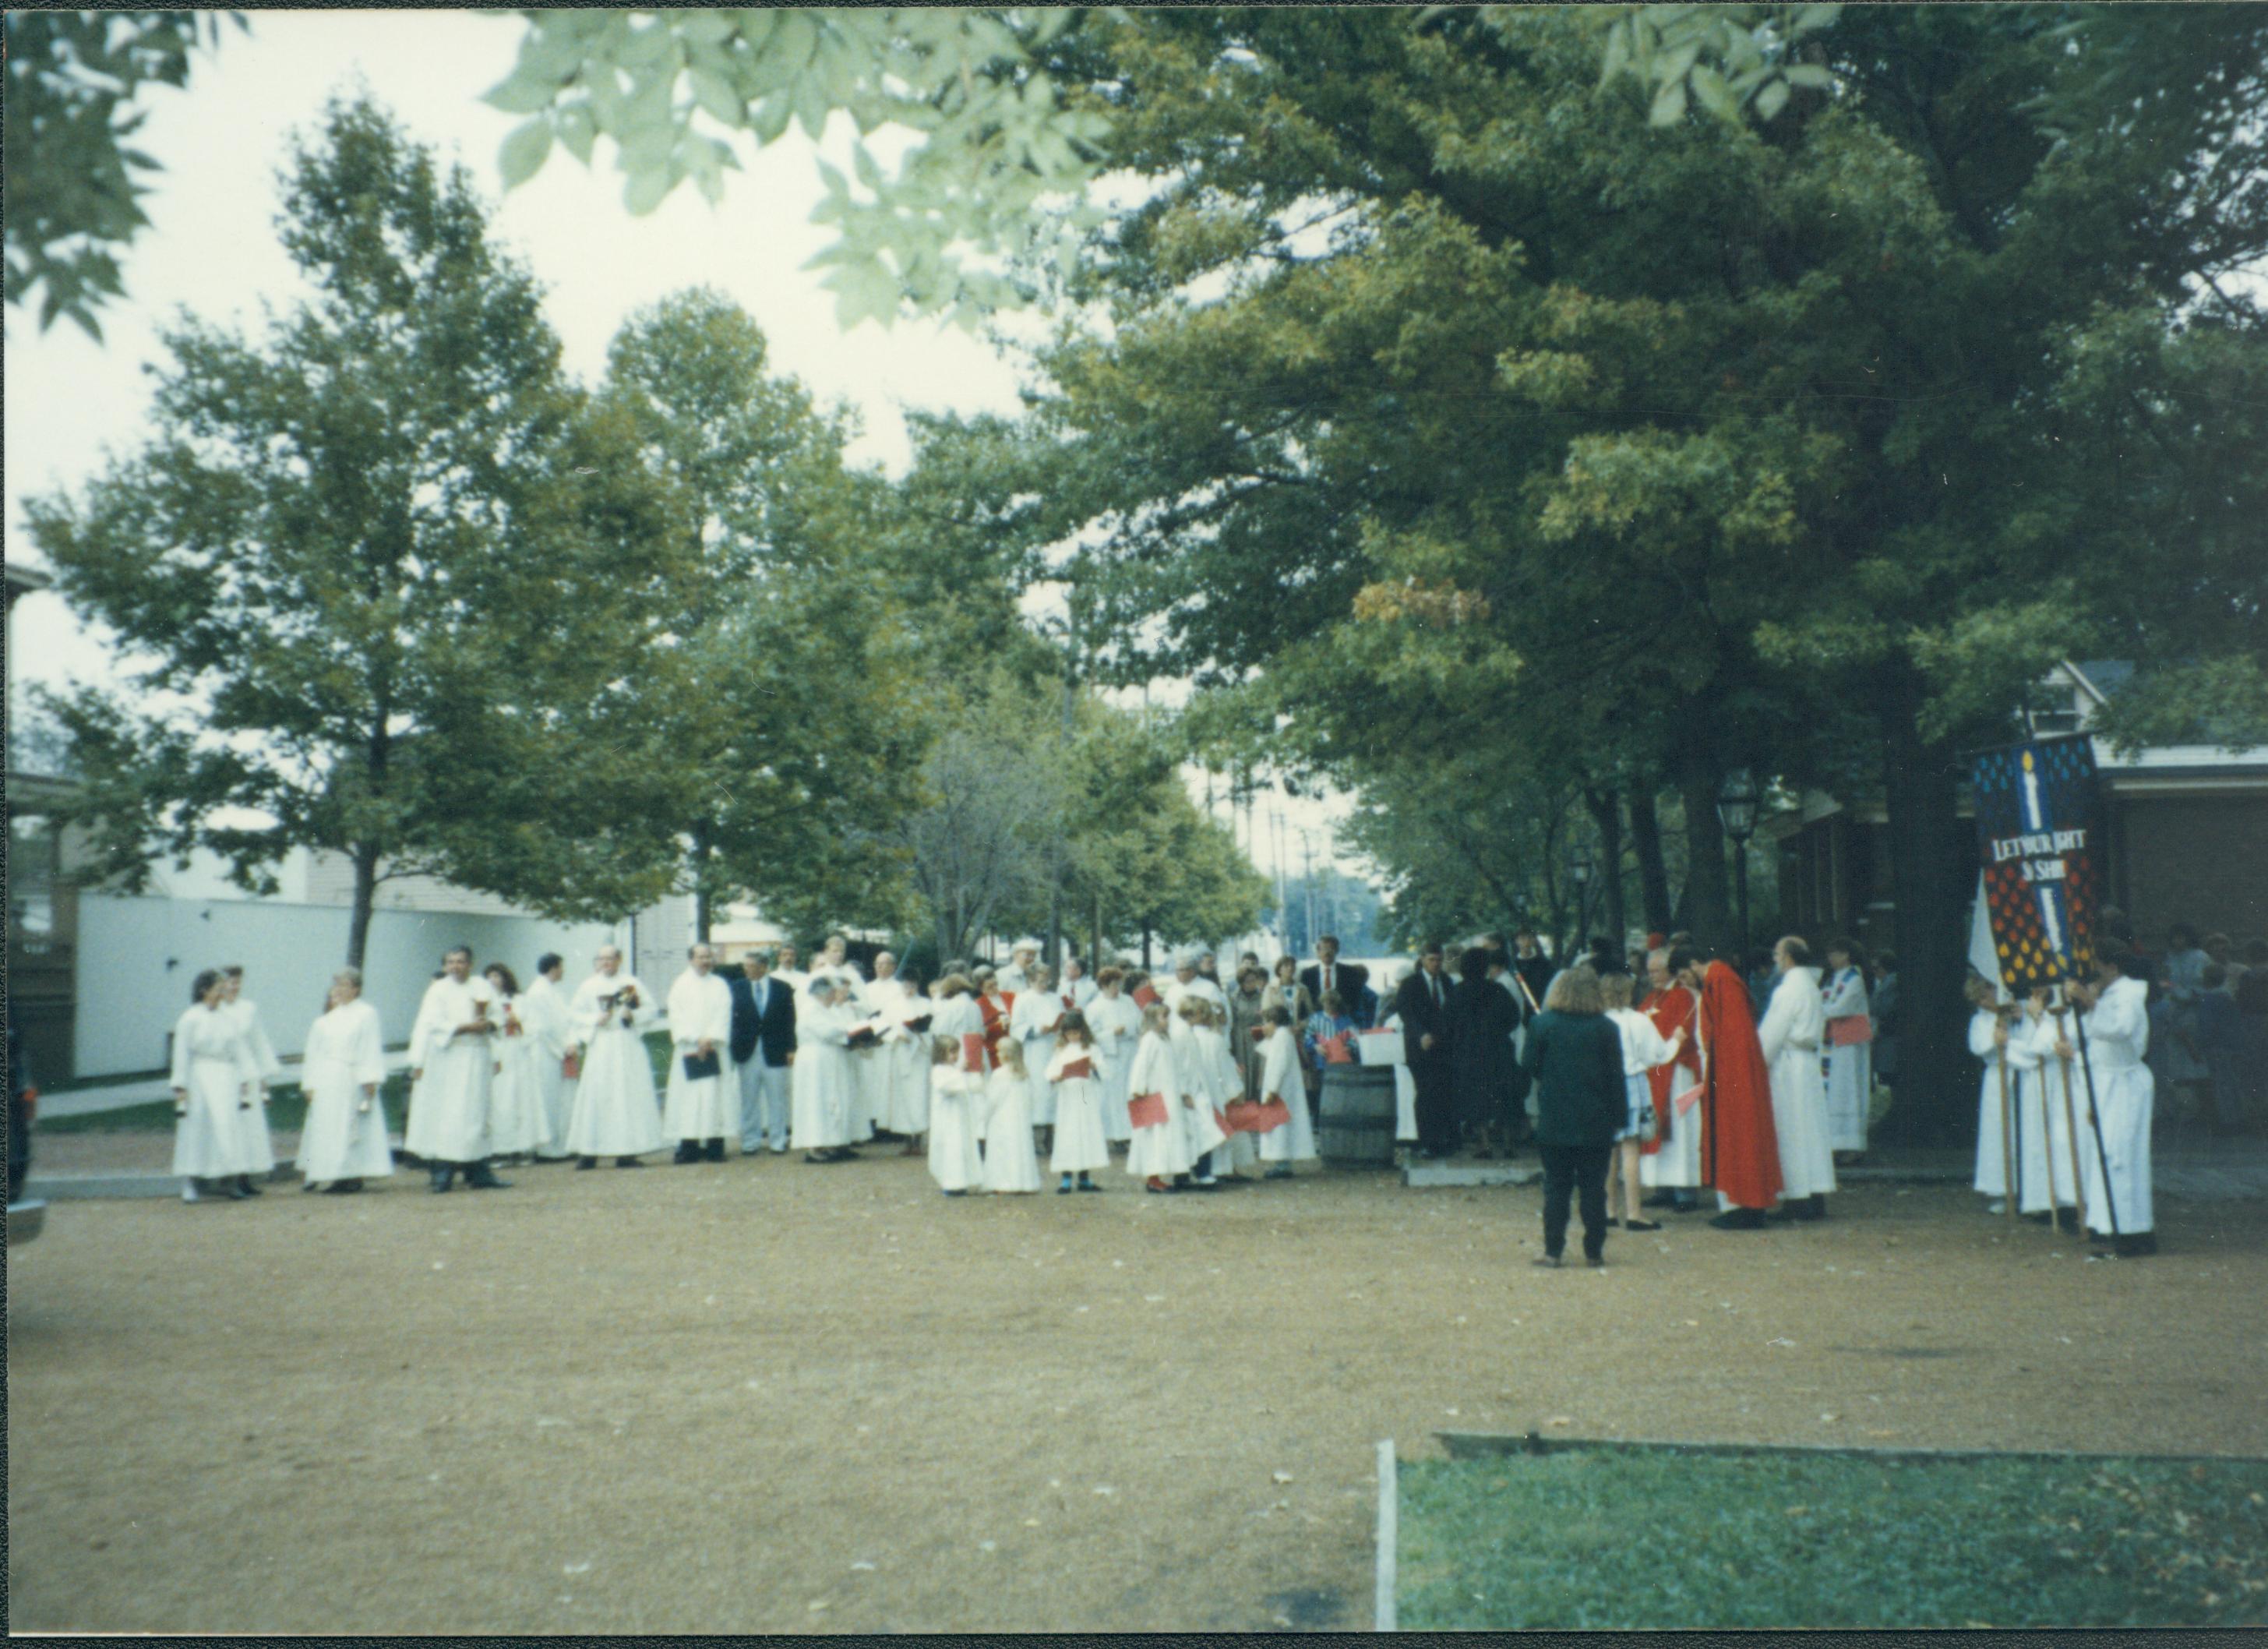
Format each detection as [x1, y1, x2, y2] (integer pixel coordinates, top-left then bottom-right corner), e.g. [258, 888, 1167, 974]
[2057, 949, 2157, 1258]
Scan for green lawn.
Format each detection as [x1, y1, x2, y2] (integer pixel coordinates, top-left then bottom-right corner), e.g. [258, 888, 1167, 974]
[40, 1033, 678, 1137]
[1398, 1446, 2268, 1629]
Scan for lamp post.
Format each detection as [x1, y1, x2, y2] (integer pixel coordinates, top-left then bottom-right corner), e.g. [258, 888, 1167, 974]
[1565, 843, 1593, 960]
[1716, 768, 1759, 960]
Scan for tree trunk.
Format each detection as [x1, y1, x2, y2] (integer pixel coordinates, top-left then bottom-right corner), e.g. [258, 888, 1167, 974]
[1142, 922, 1154, 971]
[1674, 717, 1732, 955]
[344, 841, 381, 972]
[1875, 662, 1973, 1148]
[1630, 787, 1674, 937]
[691, 821, 714, 945]
[1585, 787, 1628, 948]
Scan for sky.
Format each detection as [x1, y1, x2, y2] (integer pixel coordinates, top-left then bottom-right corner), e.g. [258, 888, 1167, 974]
[3, 9, 1358, 885]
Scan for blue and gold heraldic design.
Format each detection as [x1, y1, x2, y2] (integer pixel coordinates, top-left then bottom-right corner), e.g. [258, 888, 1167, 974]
[1972, 736, 2104, 994]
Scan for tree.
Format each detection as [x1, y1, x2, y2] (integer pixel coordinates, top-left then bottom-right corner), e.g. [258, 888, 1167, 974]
[3, 10, 244, 338]
[24, 96, 694, 969]
[598, 288, 928, 942]
[1012, 5, 2268, 1142]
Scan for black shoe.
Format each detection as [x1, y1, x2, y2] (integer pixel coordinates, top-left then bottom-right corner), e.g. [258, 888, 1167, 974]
[236, 1175, 264, 1197]
[673, 1142, 700, 1164]
[1077, 1178, 1102, 1192]
[1640, 1192, 1678, 1209]
[615, 1156, 644, 1168]
[703, 1139, 726, 1163]
[1623, 1217, 1662, 1233]
[2054, 1209, 2081, 1233]
[429, 1167, 457, 1194]
[464, 1163, 510, 1190]
[323, 1179, 364, 1195]
[576, 1156, 598, 1171]
[1710, 1207, 1769, 1231]
[1765, 1204, 1800, 1224]
[223, 1181, 250, 1201]
[1795, 1194, 1827, 1221]
[2024, 1210, 2053, 1225]
[2115, 1232, 2158, 1258]
[834, 1148, 863, 1160]
[1585, 1254, 1607, 1269]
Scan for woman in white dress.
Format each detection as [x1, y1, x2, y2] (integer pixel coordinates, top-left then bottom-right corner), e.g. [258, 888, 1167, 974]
[925, 1035, 986, 1194]
[791, 973, 863, 1163]
[1254, 1007, 1319, 1178]
[1086, 967, 1143, 1145]
[297, 968, 393, 1193]
[979, 1038, 1042, 1194]
[171, 969, 265, 1202]
[1125, 1004, 1192, 1192]
[1197, 999, 1256, 1181]
[1046, 1015, 1111, 1192]
[1819, 938, 1873, 1155]
[1010, 964, 1067, 1146]
[484, 964, 548, 1163]
[220, 966, 282, 1183]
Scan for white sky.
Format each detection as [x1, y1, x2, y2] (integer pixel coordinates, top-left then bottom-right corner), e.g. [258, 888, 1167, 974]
[2, 9, 1357, 882]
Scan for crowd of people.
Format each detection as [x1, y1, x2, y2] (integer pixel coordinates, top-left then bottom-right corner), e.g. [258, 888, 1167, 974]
[164, 909, 2244, 1264]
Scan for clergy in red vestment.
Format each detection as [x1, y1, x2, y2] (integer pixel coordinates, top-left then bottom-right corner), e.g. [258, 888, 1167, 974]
[1678, 952, 1783, 1229]
[976, 979, 1015, 1072]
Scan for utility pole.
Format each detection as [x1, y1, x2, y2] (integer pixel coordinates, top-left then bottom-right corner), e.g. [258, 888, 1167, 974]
[1048, 593, 1078, 971]
[1302, 832, 1319, 951]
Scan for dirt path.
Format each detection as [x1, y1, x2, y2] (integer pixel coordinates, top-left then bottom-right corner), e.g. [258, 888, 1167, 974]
[10, 1146, 2266, 1633]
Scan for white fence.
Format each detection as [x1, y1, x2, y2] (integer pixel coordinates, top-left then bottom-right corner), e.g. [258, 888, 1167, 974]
[74, 893, 619, 1079]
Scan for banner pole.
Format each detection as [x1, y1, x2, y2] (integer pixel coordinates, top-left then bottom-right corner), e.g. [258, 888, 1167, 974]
[1995, 1012, 2017, 1231]
[2070, 1000, 2122, 1241]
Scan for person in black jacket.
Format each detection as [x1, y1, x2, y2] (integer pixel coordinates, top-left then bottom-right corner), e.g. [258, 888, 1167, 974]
[1395, 942, 1459, 1157]
[728, 950, 798, 1155]
[1518, 966, 1627, 1267]
[1447, 946, 1521, 1156]
[1508, 927, 1554, 1018]
[1300, 937, 1373, 1031]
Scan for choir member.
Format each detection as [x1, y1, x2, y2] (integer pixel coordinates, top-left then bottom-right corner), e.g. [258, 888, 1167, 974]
[1968, 974, 2038, 1214]
[484, 963, 548, 1164]
[297, 968, 392, 1194]
[790, 973, 863, 1164]
[1171, 996, 1229, 1188]
[1009, 964, 1069, 1143]
[865, 952, 933, 1151]
[1063, 954, 1099, 1009]
[1636, 949, 1705, 1213]
[996, 940, 1039, 997]
[521, 954, 578, 1160]
[2014, 992, 2083, 1229]
[1757, 936, 1836, 1221]
[1820, 937, 1874, 1155]
[1046, 1014, 1110, 1193]
[925, 1035, 985, 1195]
[1254, 1005, 1317, 1178]
[663, 944, 736, 1163]
[170, 969, 265, 1202]
[405, 946, 509, 1193]
[565, 946, 665, 1169]
[980, 1038, 1042, 1194]
[1085, 967, 1143, 1144]
[218, 965, 280, 1188]
[2058, 951, 2157, 1257]
[1125, 1003, 1190, 1192]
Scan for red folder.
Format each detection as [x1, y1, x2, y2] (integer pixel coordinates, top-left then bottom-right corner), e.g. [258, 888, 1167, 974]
[1225, 1097, 1291, 1133]
[1132, 983, 1160, 1008]
[1059, 1057, 1094, 1081]
[1128, 1091, 1169, 1129]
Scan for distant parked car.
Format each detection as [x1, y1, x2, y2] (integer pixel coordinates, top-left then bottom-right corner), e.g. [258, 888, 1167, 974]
[8, 1016, 45, 1247]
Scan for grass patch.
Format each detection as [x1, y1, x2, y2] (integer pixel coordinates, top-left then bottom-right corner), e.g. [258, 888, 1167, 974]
[1398, 1446, 2268, 1629]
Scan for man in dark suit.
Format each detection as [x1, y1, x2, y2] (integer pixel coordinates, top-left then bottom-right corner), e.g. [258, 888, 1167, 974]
[1300, 936, 1374, 1029]
[728, 949, 798, 1155]
[1396, 941, 1459, 1157]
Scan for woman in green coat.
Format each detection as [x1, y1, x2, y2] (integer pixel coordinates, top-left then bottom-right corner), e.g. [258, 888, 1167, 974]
[1518, 967, 1628, 1267]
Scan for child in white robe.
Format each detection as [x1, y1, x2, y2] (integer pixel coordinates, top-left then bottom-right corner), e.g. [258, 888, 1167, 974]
[1086, 968, 1143, 1144]
[1046, 1015, 1111, 1192]
[1172, 998, 1229, 1188]
[1254, 1008, 1318, 1178]
[1967, 975, 2037, 1213]
[1199, 1001, 1257, 1181]
[298, 969, 393, 1192]
[1125, 1004, 1191, 1192]
[980, 1037, 1042, 1194]
[1819, 941, 1874, 1154]
[926, 1035, 985, 1195]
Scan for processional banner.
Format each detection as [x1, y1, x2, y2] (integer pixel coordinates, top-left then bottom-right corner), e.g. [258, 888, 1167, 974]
[1970, 734, 2104, 993]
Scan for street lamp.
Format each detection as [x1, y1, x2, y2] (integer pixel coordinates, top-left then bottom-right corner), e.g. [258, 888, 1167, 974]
[1565, 842, 1593, 957]
[1716, 767, 1759, 960]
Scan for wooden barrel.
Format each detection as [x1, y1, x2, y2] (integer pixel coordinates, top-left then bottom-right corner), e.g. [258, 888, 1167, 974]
[1317, 1063, 1398, 1165]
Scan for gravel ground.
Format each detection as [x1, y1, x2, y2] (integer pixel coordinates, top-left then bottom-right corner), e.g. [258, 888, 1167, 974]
[9, 1141, 2267, 1633]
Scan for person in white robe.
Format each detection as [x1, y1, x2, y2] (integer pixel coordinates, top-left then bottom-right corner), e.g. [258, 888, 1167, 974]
[1635, 950, 1705, 1207]
[404, 946, 509, 1193]
[864, 953, 933, 1149]
[1197, 1001, 1257, 1180]
[1062, 955, 1099, 1011]
[1125, 1005, 1193, 1191]
[1162, 954, 1227, 1018]
[518, 955, 577, 1160]
[481, 964, 550, 1162]
[564, 946, 664, 1168]
[1377, 1005, 1420, 1152]
[1968, 976, 2036, 1211]
[771, 944, 811, 998]
[2013, 994, 2083, 1226]
[805, 936, 874, 1142]
[1046, 1018, 1112, 1190]
[297, 969, 393, 1192]
[1086, 969, 1143, 1144]
[661, 945, 737, 1163]
[1756, 936, 1835, 1218]
[218, 966, 280, 1185]
[1254, 1009, 1318, 1176]
[2057, 952, 2156, 1255]
[1010, 966, 1070, 1135]
[790, 974, 863, 1163]
[996, 941, 1039, 998]
[1171, 997, 1229, 1187]
[979, 1038, 1042, 1193]
[925, 1036, 986, 1194]
[169, 969, 265, 1201]
[1819, 941, 1874, 1154]
[1602, 971, 1686, 1230]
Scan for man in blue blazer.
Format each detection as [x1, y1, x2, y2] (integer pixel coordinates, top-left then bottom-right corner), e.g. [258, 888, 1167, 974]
[728, 948, 798, 1154]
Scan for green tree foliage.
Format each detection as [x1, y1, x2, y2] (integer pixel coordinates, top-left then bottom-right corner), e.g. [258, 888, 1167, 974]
[596, 288, 927, 942]
[1013, 5, 2268, 1139]
[2, 10, 245, 339]
[23, 96, 695, 969]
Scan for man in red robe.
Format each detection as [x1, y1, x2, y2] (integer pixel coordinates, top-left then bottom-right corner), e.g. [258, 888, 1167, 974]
[1638, 950, 1705, 1212]
[1676, 950, 1783, 1229]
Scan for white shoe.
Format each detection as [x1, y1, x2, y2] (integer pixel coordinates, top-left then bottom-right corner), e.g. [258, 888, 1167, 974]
[1986, 1199, 2007, 1215]
[181, 1180, 200, 1203]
